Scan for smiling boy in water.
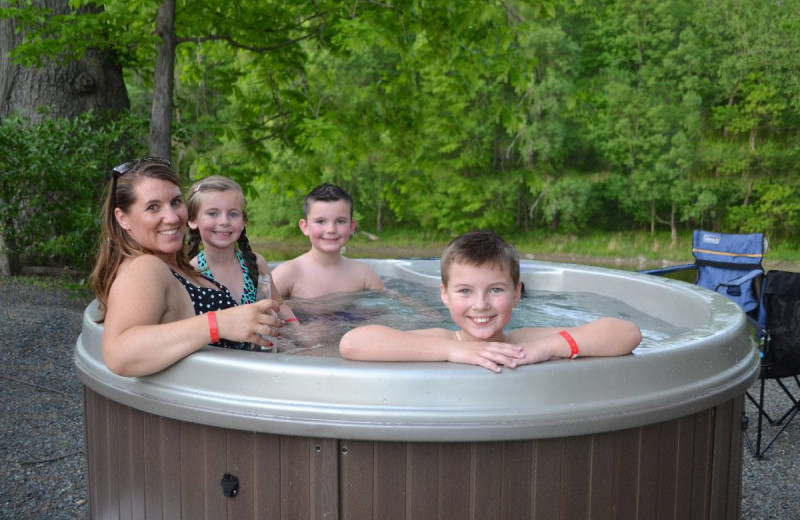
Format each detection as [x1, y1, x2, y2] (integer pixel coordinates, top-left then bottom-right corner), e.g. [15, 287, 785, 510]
[339, 230, 641, 372]
[272, 183, 384, 299]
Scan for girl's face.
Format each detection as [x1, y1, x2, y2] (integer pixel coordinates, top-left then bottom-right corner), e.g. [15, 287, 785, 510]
[188, 190, 245, 251]
[299, 200, 357, 254]
[440, 261, 522, 342]
[114, 177, 187, 262]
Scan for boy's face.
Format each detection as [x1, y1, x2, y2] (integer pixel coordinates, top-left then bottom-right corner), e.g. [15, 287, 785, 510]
[299, 200, 356, 254]
[440, 261, 522, 343]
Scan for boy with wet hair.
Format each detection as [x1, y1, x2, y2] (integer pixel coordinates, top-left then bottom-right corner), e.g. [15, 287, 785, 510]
[339, 230, 641, 372]
[272, 183, 384, 299]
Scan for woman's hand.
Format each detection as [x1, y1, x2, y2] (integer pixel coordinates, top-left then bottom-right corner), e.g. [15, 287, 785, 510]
[216, 299, 283, 347]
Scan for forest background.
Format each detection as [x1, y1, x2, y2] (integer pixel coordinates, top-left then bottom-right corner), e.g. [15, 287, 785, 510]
[1, 0, 799, 277]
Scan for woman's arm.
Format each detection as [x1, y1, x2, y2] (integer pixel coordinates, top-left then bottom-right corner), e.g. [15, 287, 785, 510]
[339, 325, 525, 372]
[102, 256, 281, 377]
[512, 317, 642, 365]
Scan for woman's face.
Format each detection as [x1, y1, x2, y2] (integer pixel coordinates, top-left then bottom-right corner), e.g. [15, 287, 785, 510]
[114, 177, 187, 262]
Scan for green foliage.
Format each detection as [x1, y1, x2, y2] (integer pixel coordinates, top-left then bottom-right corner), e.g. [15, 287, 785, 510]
[0, 0, 160, 69]
[4, 0, 800, 266]
[0, 112, 147, 272]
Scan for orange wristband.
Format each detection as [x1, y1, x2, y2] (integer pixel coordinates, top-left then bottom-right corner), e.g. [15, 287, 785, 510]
[559, 330, 579, 359]
[207, 311, 219, 343]
[284, 318, 298, 323]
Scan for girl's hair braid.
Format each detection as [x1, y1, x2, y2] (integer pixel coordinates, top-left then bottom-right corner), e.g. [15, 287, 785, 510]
[237, 227, 260, 289]
[187, 227, 203, 259]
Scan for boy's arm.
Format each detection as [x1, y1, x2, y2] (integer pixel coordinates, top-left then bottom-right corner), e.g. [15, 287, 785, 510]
[339, 325, 524, 372]
[513, 317, 642, 365]
[270, 260, 294, 298]
[360, 262, 384, 291]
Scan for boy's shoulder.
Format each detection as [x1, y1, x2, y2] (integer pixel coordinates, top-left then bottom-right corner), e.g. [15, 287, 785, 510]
[342, 257, 384, 289]
[272, 252, 308, 272]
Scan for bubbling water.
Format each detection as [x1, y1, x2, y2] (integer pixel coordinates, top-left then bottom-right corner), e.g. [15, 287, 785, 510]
[275, 277, 684, 356]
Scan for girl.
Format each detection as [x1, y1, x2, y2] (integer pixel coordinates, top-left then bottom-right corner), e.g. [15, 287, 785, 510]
[186, 175, 297, 321]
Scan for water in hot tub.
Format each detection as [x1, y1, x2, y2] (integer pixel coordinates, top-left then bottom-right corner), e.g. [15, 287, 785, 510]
[276, 277, 685, 356]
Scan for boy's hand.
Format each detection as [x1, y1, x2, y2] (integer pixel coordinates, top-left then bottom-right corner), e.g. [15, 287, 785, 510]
[517, 343, 558, 366]
[447, 341, 525, 373]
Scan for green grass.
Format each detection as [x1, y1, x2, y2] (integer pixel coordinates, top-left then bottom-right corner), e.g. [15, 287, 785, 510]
[6, 274, 94, 305]
[251, 229, 800, 271]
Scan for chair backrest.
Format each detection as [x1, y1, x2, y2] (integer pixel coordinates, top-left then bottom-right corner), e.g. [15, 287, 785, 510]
[692, 230, 765, 313]
[758, 270, 800, 379]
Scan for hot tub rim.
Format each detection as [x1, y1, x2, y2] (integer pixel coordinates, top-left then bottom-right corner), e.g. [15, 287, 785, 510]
[74, 259, 758, 442]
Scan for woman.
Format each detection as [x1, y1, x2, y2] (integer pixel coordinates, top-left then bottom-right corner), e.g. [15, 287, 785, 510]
[91, 158, 281, 376]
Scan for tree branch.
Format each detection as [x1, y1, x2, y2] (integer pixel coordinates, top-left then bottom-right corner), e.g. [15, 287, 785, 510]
[500, 1, 524, 24]
[177, 30, 317, 53]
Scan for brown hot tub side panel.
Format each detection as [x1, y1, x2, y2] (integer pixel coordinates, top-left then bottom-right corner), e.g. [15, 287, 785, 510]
[83, 386, 744, 520]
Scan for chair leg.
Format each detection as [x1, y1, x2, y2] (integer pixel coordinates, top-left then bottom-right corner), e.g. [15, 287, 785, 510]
[774, 378, 800, 425]
[745, 376, 800, 458]
[746, 378, 782, 426]
[745, 377, 768, 458]
[756, 405, 800, 458]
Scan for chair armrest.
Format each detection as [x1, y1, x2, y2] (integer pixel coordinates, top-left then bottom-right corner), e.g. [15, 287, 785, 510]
[639, 264, 696, 276]
[715, 269, 763, 290]
[746, 314, 767, 338]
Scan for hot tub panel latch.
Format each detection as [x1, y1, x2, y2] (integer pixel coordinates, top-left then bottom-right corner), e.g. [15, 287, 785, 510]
[221, 473, 239, 497]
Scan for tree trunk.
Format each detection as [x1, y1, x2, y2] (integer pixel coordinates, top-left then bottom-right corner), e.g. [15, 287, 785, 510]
[149, 0, 176, 161]
[650, 199, 655, 237]
[0, 0, 129, 275]
[670, 203, 677, 246]
[0, 2, 129, 122]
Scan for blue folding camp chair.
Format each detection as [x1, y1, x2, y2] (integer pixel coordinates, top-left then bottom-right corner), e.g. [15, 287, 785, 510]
[640, 229, 766, 316]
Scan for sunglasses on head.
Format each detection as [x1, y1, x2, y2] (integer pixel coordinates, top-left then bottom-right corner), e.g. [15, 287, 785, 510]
[111, 156, 172, 208]
[112, 156, 171, 180]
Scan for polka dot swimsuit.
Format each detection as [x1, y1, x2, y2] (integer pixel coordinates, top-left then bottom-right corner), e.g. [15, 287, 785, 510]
[196, 250, 257, 304]
[170, 269, 251, 351]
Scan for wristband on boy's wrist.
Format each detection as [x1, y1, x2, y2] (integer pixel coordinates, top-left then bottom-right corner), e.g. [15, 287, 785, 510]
[207, 311, 219, 343]
[558, 330, 579, 359]
[283, 317, 298, 323]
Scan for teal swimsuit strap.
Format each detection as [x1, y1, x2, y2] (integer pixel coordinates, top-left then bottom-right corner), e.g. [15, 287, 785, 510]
[196, 250, 212, 278]
[196, 249, 257, 305]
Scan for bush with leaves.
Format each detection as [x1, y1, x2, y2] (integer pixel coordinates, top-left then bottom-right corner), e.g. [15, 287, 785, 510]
[0, 111, 146, 274]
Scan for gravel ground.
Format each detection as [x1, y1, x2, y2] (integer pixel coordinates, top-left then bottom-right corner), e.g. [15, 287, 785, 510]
[1, 275, 798, 519]
[1, 277, 88, 520]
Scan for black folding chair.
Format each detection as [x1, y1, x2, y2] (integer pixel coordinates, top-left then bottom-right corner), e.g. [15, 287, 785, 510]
[744, 270, 800, 459]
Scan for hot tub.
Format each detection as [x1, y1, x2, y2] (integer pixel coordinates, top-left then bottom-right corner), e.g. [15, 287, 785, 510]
[74, 259, 758, 519]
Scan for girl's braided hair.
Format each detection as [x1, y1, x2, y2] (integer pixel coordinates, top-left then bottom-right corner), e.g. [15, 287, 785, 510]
[186, 176, 259, 289]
